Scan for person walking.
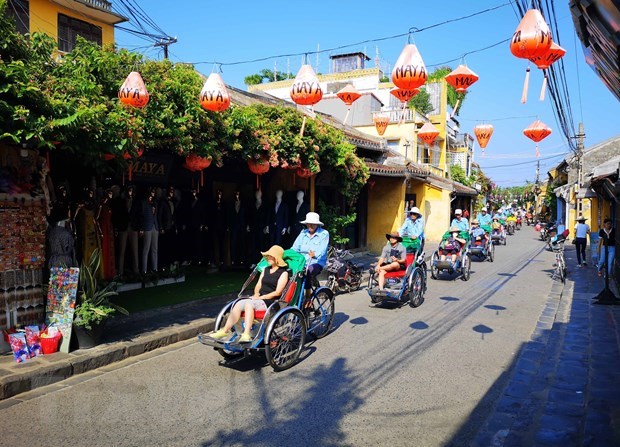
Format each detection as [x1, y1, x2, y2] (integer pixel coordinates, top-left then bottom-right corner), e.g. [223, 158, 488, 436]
[597, 218, 616, 277]
[573, 215, 590, 267]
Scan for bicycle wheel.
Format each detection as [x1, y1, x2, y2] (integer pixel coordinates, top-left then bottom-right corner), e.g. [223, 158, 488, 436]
[461, 254, 471, 281]
[408, 268, 425, 308]
[308, 288, 335, 339]
[265, 308, 306, 372]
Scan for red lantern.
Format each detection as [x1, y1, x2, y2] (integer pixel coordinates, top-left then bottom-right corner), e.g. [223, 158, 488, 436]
[391, 44, 427, 90]
[510, 9, 553, 104]
[200, 73, 231, 112]
[248, 157, 270, 189]
[523, 119, 552, 157]
[336, 84, 361, 125]
[445, 65, 479, 93]
[118, 71, 149, 108]
[474, 124, 494, 156]
[373, 115, 389, 136]
[389, 87, 420, 103]
[290, 65, 323, 106]
[123, 148, 144, 160]
[103, 153, 115, 161]
[529, 42, 566, 101]
[296, 167, 314, 178]
[417, 122, 440, 146]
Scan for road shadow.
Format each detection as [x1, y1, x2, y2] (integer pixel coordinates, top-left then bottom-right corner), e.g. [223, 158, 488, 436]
[332, 312, 350, 330]
[200, 357, 361, 447]
[439, 296, 460, 303]
[410, 321, 429, 330]
[484, 305, 507, 315]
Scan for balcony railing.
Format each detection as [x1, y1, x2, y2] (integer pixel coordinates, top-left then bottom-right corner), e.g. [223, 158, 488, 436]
[372, 108, 425, 125]
[78, 0, 113, 12]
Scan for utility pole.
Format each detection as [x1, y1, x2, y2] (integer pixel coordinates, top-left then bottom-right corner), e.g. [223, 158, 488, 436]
[575, 122, 585, 219]
[154, 37, 177, 59]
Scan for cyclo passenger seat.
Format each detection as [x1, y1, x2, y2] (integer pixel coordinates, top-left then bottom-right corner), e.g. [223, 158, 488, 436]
[384, 253, 416, 279]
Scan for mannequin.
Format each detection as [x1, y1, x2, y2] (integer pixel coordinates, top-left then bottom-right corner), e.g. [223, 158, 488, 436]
[210, 189, 228, 266]
[111, 185, 140, 275]
[73, 187, 99, 266]
[228, 190, 246, 265]
[140, 187, 159, 273]
[96, 188, 116, 280]
[267, 189, 288, 246]
[47, 207, 77, 269]
[158, 186, 179, 269]
[249, 189, 268, 264]
[184, 188, 207, 265]
[290, 190, 310, 238]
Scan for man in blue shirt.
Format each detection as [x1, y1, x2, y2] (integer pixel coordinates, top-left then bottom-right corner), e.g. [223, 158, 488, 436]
[292, 212, 330, 299]
[399, 207, 425, 252]
[477, 207, 492, 227]
[450, 208, 469, 231]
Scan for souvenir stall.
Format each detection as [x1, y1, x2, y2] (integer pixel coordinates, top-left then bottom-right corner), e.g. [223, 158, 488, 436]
[0, 144, 49, 352]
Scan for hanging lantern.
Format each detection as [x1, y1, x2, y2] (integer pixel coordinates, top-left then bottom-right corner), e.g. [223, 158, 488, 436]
[296, 167, 314, 179]
[290, 65, 323, 106]
[390, 87, 420, 103]
[417, 122, 440, 146]
[373, 115, 390, 136]
[199, 73, 231, 112]
[184, 154, 212, 186]
[523, 119, 552, 157]
[510, 9, 553, 104]
[391, 44, 427, 90]
[118, 71, 149, 108]
[445, 65, 479, 93]
[248, 157, 270, 189]
[336, 84, 361, 125]
[529, 42, 566, 101]
[474, 124, 494, 156]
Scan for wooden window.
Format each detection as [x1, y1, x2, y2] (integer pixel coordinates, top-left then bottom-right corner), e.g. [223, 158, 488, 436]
[7, 0, 29, 35]
[57, 13, 102, 52]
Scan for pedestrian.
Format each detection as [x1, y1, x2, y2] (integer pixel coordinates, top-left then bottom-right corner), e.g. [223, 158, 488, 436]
[573, 215, 590, 267]
[597, 218, 616, 277]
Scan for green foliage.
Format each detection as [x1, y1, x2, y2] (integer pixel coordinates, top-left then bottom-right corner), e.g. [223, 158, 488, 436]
[75, 249, 128, 330]
[427, 66, 468, 115]
[450, 164, 470, 186]
[317, 200, 357, 247]
[408, 88, 433, 116]
[244, 69, 294, 85]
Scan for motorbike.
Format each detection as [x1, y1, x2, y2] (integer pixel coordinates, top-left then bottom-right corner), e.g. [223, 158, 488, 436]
[540, 223, 558, 248]
[525, 213, 534, 226]
[516, 217, 522, 230]
[325, 248, 364, 294]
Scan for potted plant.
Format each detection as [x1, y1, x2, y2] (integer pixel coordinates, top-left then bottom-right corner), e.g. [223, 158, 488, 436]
[73, 249, 128, 349]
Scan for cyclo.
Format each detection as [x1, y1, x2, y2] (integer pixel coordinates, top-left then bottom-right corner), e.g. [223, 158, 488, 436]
[198, 249, 335, 371]
[468, 223, 495, 262]
[506, 215, 517, 235]
[430, 228, 471, 280]
[367, 236, 427, 307]
[490, 216, 507, 246]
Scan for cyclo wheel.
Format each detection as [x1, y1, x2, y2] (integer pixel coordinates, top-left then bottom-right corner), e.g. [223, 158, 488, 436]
[461, 254, 471, 281]
[408, 267, 425, 308]
[214, 307, 243, 360]
[430, 251, 439, 279]
[308, 288, 335, 339]
[265, 308, 306, 372]
[488, 243, 495, 262]
[349, 272, 362, 292]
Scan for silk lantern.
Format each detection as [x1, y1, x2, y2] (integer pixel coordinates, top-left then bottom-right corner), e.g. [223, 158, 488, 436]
[199, 73, 231, 112]
[336, 84, 361, 125]
[118, 71, 149, 108]
[529, 42, 566, 101]
[373, 115, 390, 136]
[248, 157, 270, 189]
[474, 124, 494, 156]
[418, 122, 440, 146]
[391, 44, 427, 90]
[290, 64, 323, 136]
[510, 9, 553, 103]
[523, 120, 552, 157]
[445, 65, 479, 116]
[390, 87, 420, 124]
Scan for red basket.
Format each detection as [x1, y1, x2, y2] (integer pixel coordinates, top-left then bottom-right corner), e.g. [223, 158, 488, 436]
[40, 333, 62, 354]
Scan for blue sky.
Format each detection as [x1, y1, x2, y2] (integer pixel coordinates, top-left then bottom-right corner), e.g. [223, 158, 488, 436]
[116, 0, 620, 187]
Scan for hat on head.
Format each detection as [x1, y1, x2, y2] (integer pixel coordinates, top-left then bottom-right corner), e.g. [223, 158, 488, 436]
[261, 245, 287, 267]
[449, 226, 460, 233]
[471, 219, 479, 225]
[481, 207, 487, 212]
[454, 208, 462, 215]
[300, 212, 323, 226]
[386, 232, 403, 242]
[409, 206, 421, 216]
[577, 215, 587, 222]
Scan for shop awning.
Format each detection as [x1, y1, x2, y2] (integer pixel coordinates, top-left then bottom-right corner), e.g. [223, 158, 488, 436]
[577, 187, 597, 199]
[366, 161, 428, 179]
[554, 184, 571, 201]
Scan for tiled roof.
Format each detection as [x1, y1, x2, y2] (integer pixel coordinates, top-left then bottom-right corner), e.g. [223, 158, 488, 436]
[366, 162, 429, 179]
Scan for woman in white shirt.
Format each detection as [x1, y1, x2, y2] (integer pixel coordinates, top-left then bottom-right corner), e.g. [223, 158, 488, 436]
[574, 216, 590, 266]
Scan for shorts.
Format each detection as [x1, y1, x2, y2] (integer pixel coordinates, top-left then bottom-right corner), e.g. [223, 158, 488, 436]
[235, 298, 268, 312]
[442, 248, 459, 255]
[380, 261, 406, 270]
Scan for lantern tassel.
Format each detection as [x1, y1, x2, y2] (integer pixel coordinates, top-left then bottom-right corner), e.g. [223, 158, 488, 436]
[539, 73, 548, 101]
[300, 116, 307, 137]
[200, 170, 204, 187]
[128, 162, 132, 182]
[481, 149, 485, 158]
[399, 103, 407, 125]
[46, 150, 51, 172]
[343, 108, 351, 125]
[450, 98, 461, 118]
[535, 144, 540, 158]
[521, 67, 530, 104]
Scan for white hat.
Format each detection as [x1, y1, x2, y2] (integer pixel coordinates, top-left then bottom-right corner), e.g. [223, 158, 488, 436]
[300, 212, 323, 226]
[481, 207, 487, 212]
[455, 208, 462, 215]
[409, 207, 421, 216]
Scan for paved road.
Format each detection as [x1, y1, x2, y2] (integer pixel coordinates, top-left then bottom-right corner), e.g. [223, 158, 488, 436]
[0, 228, 557, 446]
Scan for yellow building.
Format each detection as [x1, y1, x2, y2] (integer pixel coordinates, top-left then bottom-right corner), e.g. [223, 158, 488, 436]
[7, 0, 126, 50]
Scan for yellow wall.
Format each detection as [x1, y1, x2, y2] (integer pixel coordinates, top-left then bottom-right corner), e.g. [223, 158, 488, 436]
[30, 0, 116, 48]
[420, 184, 452, 242]
[367, 177, 405, 253]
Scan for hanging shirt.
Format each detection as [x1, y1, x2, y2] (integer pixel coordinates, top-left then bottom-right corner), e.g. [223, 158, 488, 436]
[292, 227, 330, 268]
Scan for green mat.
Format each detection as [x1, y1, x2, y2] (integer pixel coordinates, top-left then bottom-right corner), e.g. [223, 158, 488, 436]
[256, 249, 307, 275]
[441, 230, 471, 241]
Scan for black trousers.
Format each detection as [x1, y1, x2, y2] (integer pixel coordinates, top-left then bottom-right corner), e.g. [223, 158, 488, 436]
[575, 237, 587, 264]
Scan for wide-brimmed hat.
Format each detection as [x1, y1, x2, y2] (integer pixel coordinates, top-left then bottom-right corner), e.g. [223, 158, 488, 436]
[386, 232, 403, 242]
[449, 226, 460, 233]
[408, 206, 421, 216]
[471, 219, 479, 225]
[300, 212, 323, 226]
[454, 208, 462, 215]
[481, 207, 487, 212]
[261, 245, 287, 267]
[577, 215, 587, 222]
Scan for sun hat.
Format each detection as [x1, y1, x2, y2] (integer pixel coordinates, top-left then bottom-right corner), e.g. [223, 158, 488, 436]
[577, 215, 587, 222]
[261, 245, 287, 267]
[481, 207, 487, 212]
[454, 208, 462, 215]
[449, 226, 460, 233]
[471, 219, 479, 225]
[300, 212, 323, 226]
[385, 232, 403, 242]
[409, 206, 421, 216]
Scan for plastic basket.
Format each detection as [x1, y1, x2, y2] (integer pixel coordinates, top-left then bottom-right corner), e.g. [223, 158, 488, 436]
[40, 333, 62, 354]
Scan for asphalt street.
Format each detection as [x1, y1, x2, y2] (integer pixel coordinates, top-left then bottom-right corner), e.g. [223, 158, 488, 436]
[0, 228, 557, 446]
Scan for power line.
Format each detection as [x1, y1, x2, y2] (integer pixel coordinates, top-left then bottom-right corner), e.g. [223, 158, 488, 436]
[479, 151, 569, 169]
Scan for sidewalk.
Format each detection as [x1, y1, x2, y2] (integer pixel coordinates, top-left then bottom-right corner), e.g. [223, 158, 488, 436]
[470, 246, 620, 446]
[0, 249, 381, 403]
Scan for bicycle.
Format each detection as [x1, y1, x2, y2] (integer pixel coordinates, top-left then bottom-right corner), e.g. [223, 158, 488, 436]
[325, 247, 363, 294]
[551, 240, 566, 283]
